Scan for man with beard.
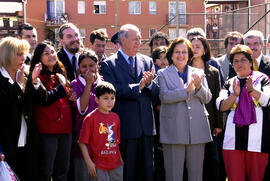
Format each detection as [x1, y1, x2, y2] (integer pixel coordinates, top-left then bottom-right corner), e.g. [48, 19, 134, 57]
[89, 29, 108, 63]
[58, 23, 81, 81]
[243, 30, 270, 181]
[17, 23, 37, 65]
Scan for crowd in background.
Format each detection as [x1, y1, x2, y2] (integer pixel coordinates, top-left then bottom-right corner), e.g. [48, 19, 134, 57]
[0, 22, 270, 181]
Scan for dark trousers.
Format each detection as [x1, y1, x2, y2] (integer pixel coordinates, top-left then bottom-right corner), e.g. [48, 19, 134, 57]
[120, 135, 154, 181]
[7, 146, 39, 181]
[39, 133, 72, 181]
[203, 136, 226, 181]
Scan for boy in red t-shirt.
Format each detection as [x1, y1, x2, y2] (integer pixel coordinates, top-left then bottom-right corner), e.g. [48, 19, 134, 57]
[79, 81, 123, 180]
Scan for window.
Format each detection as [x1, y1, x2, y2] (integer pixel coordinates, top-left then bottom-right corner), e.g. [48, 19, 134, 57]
[169, 1, 186, 25]
[79, 28, 86, 43]
[94, 1, 106, 14]
[168, 28, 186, 40]
[47, 0, 65, 24]
[149, 28, 156, 37]
[129, 1, 141, 15]
[78, 1, 85, 14]
[149, 1, 156, 15]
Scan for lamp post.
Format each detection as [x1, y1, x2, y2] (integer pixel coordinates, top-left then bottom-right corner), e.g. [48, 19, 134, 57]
[22, 0, 27, 23]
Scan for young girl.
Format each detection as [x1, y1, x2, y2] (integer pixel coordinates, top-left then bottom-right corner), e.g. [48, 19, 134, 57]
[71, 50, 102, 181]
[30, 40, 72, 181]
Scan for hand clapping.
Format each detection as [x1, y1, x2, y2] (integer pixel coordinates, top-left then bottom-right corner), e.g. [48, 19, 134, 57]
[32, 63, 42, 84]
[139, 67, 155, 90]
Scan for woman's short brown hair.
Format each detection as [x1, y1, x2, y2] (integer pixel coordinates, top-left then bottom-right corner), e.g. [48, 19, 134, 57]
[0, 37, 29, 68]
[229, 44, 253, 65]
[166, 37, 193, 65]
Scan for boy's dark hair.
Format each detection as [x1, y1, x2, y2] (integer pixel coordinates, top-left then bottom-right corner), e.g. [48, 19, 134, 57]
[151, 46, 167, 63]
[18, 23, 35, 37]
[149, 32, 169, 48]
[95, 81, 116, 98]
[89, 29, 108, 44]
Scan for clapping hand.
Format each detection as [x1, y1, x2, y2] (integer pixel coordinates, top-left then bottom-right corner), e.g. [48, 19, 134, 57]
[139, 67, 155, 90]
[233, 78, 240, 96]
[246, 76, 254, 93]
[191, 73, 203, 91]
[56, 73, 66, 87]
[69, 88, 77, 102]
[32, 63, 42, 84]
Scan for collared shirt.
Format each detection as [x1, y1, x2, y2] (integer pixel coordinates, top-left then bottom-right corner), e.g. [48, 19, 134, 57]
[174, 65, 188, 84]
[0, 67, 27, 147]
[119, 48, 135, 67]
[256, 53, 263, 68]
[63, 48, 79, 70]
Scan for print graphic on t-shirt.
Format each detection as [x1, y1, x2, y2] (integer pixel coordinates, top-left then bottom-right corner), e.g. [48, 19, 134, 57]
[99, 122, 116, 149]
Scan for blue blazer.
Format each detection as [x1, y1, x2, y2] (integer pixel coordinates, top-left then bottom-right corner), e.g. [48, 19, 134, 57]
[100, 51, 159, 139]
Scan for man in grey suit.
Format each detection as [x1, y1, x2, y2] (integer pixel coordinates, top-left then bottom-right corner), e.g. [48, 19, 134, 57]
[216, 31, 243, 80]
[100, 24, 159, 181]
[243, 30, 270, 181]
[244, 30, 270, 77]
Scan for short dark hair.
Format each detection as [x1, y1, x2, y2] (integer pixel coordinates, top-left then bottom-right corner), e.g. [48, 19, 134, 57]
[18, 23, 35, 37]
[149, 32, 170, 48]
[89, 29, 108, 44]
[151, 46, 167, 63]
[78, 49, 98, 66]
[224, 31, 244, 48]
[191, 36, 213, 63]
[95, 81, 116, 98]
[229, 44, 253, 70]
[186, 27, 206, 40]
[58, 23, 79, 39]
[166, 38, 193, 65]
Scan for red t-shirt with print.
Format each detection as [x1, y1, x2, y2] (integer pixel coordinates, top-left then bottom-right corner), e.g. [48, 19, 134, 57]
[79, 108, 122, 171]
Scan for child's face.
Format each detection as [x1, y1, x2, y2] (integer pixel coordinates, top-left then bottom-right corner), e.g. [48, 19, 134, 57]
[79, 57, 97, 77]
[41, 45, 57, 71]
[155, 53, 169, 69]
[95, 93, 115, 114]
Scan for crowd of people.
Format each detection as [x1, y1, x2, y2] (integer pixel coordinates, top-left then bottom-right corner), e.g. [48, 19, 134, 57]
[0, 22, 270, 181]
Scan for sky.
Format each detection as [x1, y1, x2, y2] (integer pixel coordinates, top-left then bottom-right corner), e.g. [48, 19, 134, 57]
[0, 2, 22, 13]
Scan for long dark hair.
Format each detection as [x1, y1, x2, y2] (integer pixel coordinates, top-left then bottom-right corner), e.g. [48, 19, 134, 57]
[30, 40, 67, 79]
[191, 36, 213, 63]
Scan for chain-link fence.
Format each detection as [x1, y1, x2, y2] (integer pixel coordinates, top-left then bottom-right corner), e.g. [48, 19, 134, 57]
[136, 2, 270, 57]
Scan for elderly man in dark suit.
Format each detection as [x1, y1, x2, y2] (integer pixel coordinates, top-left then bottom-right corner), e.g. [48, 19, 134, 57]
[57, 23, 81, 82]
[243, 30, 270, 181]
[100, 24, 159, 181]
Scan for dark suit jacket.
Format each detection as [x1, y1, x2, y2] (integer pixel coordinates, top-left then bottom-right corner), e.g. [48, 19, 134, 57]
[100, 51, 159, 139]
[204, 64, 223, 132]
[57, 48, 76, 82]
[259, 55, 270, 77]
[0, 70, 47, 180]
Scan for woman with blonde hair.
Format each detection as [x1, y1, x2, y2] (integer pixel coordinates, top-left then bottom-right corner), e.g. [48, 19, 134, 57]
[0, 37, 46, 181]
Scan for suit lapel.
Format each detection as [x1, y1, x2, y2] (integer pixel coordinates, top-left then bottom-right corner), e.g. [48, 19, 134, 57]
[167, 65, 185, 88]
[58, 48, 76, 80]
[135, 54, 144, 81]
[259, 56, 269, 72]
